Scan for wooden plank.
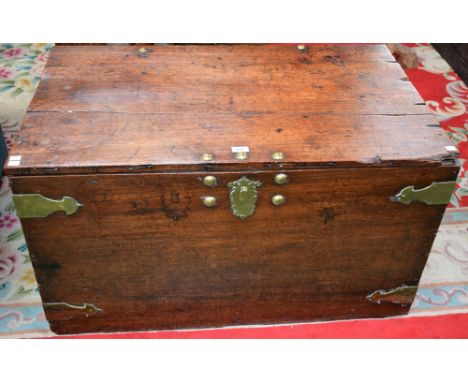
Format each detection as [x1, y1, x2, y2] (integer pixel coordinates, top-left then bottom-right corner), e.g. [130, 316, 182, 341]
[30, 45, 424, 115]
[6, 112, 454, 175]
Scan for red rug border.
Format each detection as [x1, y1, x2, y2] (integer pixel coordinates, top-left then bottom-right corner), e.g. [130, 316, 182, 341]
[53, 312, 468, 339]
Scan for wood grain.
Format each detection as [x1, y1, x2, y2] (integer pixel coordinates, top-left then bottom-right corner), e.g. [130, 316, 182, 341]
[11, 166, 458, 334]
[5, 44, 454, 176]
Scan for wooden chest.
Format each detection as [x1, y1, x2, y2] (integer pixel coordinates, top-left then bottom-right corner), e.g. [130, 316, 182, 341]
[5, 44, 459, 335]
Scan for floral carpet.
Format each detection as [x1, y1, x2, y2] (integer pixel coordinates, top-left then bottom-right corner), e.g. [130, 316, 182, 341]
[390, 44, 468, 316]
[0, 43, 467, 338]
[0, 44, 53, 337]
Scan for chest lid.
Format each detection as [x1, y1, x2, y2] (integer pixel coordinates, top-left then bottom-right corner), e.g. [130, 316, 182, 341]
[5, 44, 457, 176]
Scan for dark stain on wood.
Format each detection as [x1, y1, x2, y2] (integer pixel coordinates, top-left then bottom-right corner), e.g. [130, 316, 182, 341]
[320, 207, 336, 224]
[324, 54, 344, 66]
[299, 57, 312, 65]
[160, 192, 191, 220]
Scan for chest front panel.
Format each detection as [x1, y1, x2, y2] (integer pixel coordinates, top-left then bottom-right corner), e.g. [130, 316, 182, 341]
[11, 166, 456, 334]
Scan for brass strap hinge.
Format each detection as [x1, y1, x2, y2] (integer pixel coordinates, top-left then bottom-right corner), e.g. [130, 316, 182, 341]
[391, 181, 456, 206]
[367, 285, 417, 305]
[12, 194, 83, 218]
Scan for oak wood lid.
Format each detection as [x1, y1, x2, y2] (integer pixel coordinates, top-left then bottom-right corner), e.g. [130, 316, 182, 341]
[5, 44, 456, 176]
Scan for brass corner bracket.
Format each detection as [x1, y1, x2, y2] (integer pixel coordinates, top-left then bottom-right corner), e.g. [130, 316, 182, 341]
[13, 194, 83, 218]
[367, 285, 418, 305]
[391, 181, 456, 206]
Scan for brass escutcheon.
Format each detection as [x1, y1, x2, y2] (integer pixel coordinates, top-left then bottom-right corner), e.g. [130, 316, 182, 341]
[227, 176, 262, 219]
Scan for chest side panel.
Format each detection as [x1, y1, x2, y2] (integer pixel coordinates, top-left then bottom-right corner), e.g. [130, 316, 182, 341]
[11, 166, 457, 334]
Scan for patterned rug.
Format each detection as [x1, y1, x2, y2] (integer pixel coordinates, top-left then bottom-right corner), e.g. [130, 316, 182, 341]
[0, 43, 467, 338]
[0, 43, 53, 337]
[390, 44, 468, 315]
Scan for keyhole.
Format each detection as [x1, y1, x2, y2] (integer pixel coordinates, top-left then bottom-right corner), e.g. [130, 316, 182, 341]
[239, 186, 248, 202]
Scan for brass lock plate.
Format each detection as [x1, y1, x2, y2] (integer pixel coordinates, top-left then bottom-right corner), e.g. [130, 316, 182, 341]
[227, 176, 262, 219]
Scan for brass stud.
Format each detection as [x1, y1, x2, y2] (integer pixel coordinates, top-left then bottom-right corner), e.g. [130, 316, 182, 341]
[235, 152, 249, 161]
[274, 173, 289, 185]
[203, 175, 217, 187]
[272, 194, 286, 206]
[272, 151, 284, 161]
[202, 196, 217, 207]
[201, 153, 214, 161]
[138, 47, 147, 53]
[297, 44, 307, 52]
